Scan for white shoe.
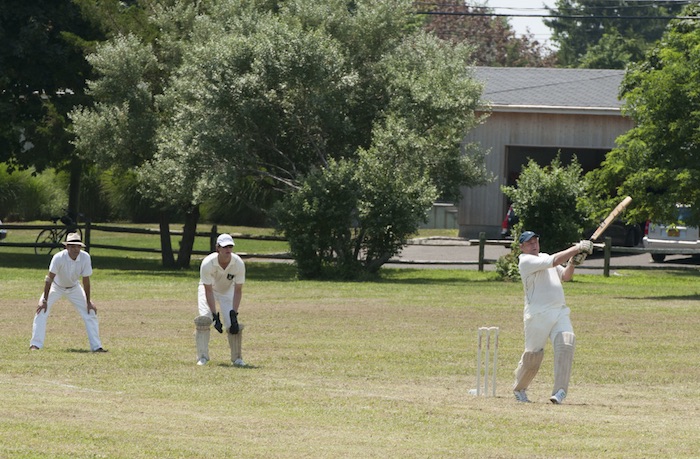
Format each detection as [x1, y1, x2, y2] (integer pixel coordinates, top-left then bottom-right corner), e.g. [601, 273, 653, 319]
[513, 389, 530, 403]
[196, 357, 208, 366]
[550, 389, 566, 404]
[233, 358, 246, 367]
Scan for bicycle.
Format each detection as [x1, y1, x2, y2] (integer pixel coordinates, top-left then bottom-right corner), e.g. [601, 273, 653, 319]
[35, 214, 83, 256]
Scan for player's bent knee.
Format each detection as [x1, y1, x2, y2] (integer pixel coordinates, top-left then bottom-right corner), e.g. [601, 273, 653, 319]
[194, 315, 213, 331]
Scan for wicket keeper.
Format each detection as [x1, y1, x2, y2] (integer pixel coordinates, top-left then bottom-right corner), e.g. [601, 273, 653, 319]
[194, 233, 246, 366]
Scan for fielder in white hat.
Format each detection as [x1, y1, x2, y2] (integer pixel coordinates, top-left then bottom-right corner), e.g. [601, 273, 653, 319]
[30, 232, 107, 352]
[193, 233, 247, 367]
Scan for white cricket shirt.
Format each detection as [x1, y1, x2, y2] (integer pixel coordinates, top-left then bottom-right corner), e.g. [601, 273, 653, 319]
[518, 252, 566, 317]
[199, 252, 246, 294]
[49, 249, 93, 288]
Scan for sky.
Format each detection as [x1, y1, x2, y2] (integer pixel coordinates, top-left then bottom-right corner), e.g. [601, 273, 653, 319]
[488, 0, 556, 46]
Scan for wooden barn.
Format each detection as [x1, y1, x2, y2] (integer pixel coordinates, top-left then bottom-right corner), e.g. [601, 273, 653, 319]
[458, 67, 634, 239]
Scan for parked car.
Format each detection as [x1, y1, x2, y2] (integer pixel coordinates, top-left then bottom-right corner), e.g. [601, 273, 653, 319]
[643, 205, 700, 262]
[0, 219, 6, 240]
[583, 221, 642, 247]
[501, 206, 642, 247]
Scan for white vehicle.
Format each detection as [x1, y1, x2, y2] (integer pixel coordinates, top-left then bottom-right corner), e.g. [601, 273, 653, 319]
[643, 206, 700, 262]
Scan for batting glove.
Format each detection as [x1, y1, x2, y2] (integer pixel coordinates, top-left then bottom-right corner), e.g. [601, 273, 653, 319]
[229, 310, 239, 335]
[570, 253, 587, 266]
[577, 240, 594, 254]
[212, 312, 224, 333]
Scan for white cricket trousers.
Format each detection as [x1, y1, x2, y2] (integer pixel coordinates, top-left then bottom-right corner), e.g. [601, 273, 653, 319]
[523, 306, 573, 352]
[197, 285, 237, 327]
[30, 284, 103, 351]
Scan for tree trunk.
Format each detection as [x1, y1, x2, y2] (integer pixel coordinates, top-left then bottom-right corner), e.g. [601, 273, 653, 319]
[159, 212, 176, 268]
[176, 205, 200, 269]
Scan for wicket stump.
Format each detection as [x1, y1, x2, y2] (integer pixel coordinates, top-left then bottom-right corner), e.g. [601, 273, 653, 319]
[475, 326, 499, 396]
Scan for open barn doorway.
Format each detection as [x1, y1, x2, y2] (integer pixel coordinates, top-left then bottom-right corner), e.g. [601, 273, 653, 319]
[504, 146, 609, 188]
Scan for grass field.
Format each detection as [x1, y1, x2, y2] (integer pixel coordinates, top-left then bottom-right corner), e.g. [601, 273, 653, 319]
[1, 236, 700, 458]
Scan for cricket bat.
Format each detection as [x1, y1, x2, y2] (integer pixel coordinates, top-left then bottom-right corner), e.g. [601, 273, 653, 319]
[590, 196, 633, 241]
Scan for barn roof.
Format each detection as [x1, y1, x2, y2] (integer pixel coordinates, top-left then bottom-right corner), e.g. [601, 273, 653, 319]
[474, 67, 626, 115]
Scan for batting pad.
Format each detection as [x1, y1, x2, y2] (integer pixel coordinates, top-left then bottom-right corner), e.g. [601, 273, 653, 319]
[194, 316, 212, 361]
[513, 349, 544, 391]
[552, 332, 575, 395]
[227, 324, 245, 362]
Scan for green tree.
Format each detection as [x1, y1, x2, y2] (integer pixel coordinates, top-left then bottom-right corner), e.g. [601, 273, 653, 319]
[272, 22, 489, 277]
[546, 0, 684, 68]
[587, 4, 700, 226]
[73, 0, 489, 271]
[0, 0, 106, 222]
[71, 3, 203, 267]
[578, 31, 646, 69]
[502, 156, 588, 254]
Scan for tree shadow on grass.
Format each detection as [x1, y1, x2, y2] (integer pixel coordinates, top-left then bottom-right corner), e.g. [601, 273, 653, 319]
[2, 252, 504, 285]
[1, 252, 173, 271]
[623, 293, 700, 301]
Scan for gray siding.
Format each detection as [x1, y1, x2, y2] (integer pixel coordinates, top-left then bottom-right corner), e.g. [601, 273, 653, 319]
[459, 110, 634, 239]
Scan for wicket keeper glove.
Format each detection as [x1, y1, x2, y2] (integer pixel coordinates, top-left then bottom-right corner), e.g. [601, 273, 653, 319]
[229, 310, 239, 335]
[212, 312, 224, 333]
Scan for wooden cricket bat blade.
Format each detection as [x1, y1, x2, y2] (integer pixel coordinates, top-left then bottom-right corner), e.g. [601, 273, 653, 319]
[590, 196, 632, 241]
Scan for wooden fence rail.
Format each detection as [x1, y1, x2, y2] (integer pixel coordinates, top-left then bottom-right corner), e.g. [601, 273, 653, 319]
[0, 222, 287, 257]
[1, 225, 698, 276]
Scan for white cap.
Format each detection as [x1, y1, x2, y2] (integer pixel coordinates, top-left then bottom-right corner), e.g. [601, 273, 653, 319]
[216, 233, 235, 247]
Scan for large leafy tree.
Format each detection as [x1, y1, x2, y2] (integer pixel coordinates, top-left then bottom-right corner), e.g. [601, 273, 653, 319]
[273, 32, 488, 277]
[71, 2, 198, 267]
[546, 0, 685, 68]
[586, 4, 700, 226]
[420, 0, 555, 66]
[0, 0, 155, 223]
[0, 0, 104, 221]
[73, 0, 490, 272]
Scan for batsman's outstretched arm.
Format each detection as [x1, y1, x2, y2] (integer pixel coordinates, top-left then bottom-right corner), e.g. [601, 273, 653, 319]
[553, 244, 584, 268]
[555, 241, 592, 281]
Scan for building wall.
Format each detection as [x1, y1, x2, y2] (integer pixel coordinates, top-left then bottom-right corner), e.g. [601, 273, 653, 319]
[458, 110, 634, 239]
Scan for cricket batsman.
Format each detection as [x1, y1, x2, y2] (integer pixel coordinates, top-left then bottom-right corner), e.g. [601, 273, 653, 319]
[194, 233, 246, 366]
[512, 231, 592, 404]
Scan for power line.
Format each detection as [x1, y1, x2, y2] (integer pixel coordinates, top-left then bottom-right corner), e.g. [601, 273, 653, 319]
[413, 0, 699, 19]
[415, 11, 700, 20]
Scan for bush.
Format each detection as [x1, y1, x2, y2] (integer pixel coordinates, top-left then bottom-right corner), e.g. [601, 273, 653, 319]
[0, 165, 66, 220]
[272, 160, 360, 279]
[502, 156, 588, 254]
[100, 169, 164, 222]
[273, 153, 437, 279]
[495, 246, 521, 282]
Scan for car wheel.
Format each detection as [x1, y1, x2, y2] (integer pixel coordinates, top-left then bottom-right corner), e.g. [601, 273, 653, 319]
[651, 253, 666, 263]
